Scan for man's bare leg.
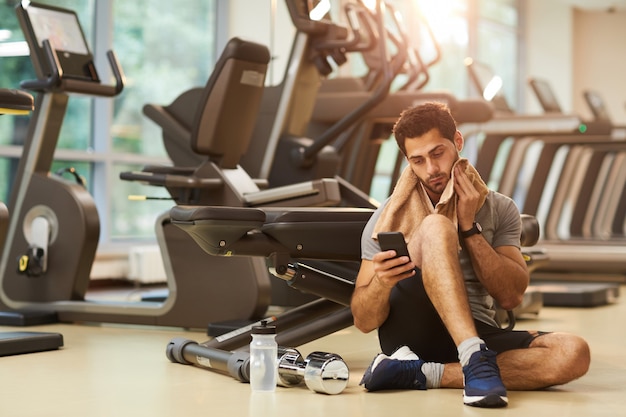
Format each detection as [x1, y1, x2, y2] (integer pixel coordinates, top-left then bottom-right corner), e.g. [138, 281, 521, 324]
[439, 332, 591, 390]
[409, 214, 478, 345]
[409, 214, 508, 407]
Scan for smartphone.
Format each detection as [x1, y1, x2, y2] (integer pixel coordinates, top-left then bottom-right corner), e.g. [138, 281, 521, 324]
[377, 232, 410, 260]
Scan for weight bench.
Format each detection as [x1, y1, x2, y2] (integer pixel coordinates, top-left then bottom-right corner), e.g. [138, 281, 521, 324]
[169, 204, 544, 351]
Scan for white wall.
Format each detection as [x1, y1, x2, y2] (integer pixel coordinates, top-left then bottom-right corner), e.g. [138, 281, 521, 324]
[573, 10, 626, 124]
[523, 0, 574, 114]
[524, 1, 626, 124]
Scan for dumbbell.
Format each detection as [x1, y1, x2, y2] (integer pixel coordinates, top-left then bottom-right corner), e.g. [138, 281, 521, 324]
[166, 338, 349, 395]
[276, 347, 349, 395]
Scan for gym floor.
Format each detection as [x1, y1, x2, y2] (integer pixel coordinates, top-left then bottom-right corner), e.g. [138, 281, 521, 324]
[1, 285, 625, 417]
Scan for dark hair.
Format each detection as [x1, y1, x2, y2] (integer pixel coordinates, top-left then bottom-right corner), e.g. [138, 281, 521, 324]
[392, 102, 457, 155]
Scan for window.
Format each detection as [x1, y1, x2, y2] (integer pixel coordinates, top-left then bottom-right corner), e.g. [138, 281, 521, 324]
[369, 0, 521, 202]
[476, 0, 519, 110]
[2, 0, 521, 247]
[0, 0, 217, 249]
[108, 0, 216, 241]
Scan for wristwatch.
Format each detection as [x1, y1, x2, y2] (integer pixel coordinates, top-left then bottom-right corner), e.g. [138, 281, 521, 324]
[460, 222, 482, 238]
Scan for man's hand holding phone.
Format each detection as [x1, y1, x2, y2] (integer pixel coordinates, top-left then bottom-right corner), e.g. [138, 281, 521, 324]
[373, 232, 415, 288]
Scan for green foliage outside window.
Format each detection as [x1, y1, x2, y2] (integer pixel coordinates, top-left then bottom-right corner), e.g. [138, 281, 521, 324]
[1, 0, 216, 240]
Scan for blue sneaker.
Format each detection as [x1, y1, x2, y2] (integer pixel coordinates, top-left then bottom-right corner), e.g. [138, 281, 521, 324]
[462, 344, 508, 407]
[360, 346, 427, 392]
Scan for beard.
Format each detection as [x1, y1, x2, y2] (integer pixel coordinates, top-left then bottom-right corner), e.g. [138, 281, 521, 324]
[417, 154, 459, 197]
[419, 172, 450, 196]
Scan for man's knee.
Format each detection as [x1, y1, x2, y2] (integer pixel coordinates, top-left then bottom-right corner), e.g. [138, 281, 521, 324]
[567, 335, 591, 378]
[418, 214, 457, 240]
[534, 332, 591, 384]
[409, 214, 459, 267]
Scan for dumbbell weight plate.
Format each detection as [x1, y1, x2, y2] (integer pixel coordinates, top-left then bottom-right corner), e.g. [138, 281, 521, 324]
[303, 351, 350, 395]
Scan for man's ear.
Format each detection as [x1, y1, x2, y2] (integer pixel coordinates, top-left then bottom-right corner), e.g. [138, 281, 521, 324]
[454, 130, 464, 152]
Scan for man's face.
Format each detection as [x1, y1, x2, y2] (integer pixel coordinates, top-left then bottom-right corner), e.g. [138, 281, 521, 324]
[404, 128, 462, 202]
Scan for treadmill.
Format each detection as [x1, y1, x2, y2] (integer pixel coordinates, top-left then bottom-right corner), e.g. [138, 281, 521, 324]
[465, 61, 622, 307]
[583, 89, 626, 140]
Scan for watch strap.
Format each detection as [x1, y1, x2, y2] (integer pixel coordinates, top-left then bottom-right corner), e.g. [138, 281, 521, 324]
[460, 222, 481, 238]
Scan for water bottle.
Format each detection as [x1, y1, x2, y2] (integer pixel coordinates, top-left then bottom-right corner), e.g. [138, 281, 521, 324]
[249, 320, 278, 392]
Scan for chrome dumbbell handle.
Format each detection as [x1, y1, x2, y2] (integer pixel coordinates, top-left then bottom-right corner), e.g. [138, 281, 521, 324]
[276, 347, 306, 387]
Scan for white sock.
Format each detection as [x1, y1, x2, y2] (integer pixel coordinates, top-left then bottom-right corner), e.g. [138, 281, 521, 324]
[421, 362, 444, 388]
[390, 346, 444, 389]
[457, 336, 484, 367]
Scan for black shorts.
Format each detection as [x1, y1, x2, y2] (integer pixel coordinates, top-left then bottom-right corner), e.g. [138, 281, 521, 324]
[378, 269, 544, 363]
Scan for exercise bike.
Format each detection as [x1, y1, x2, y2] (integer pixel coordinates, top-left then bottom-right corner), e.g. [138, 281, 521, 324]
[0, 87, 64, 355]
[0, 2, 269, 329]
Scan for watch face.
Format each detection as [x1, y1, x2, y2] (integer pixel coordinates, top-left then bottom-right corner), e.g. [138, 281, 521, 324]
[476, 222, 482, 233]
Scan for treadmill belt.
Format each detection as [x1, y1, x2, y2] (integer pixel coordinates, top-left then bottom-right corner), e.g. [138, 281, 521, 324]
[530, 282, 620, 307]
[0, 332, 64, 357]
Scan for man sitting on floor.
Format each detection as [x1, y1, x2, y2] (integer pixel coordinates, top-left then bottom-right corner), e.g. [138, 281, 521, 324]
[350, 102, 590, 408]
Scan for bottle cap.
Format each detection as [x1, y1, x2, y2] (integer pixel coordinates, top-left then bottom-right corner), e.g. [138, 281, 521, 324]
[252, 319, 276, 335]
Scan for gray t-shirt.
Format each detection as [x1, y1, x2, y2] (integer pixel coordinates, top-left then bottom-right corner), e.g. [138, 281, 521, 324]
[361, 190, 522, 327]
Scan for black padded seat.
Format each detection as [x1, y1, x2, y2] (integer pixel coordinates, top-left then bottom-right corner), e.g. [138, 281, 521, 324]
[142, 37, 270, 169]
[170, 206, 267, 255]
[262, 206, 374, 223]
[170, 205, 267, 224]
[190, 38, 270, 169]
[261, 208, 373, 261]
[170, 205, 374, 261]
